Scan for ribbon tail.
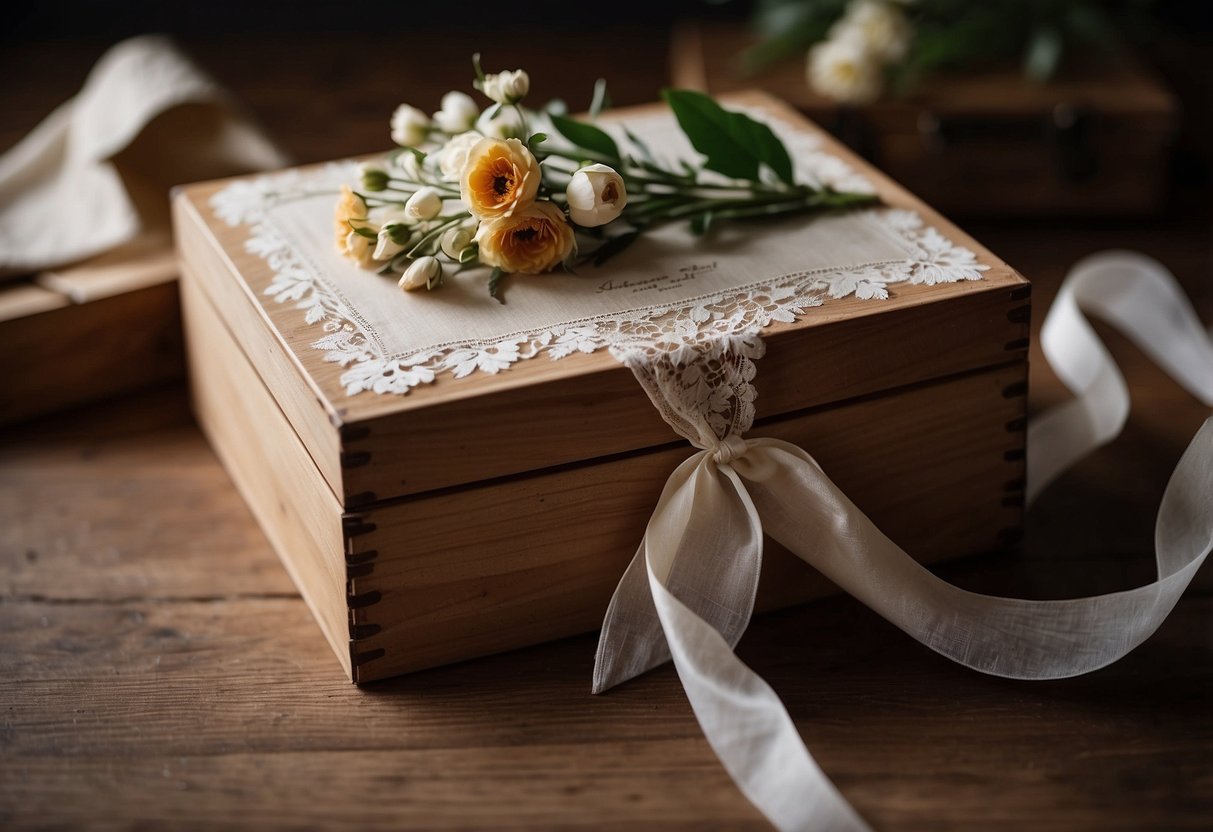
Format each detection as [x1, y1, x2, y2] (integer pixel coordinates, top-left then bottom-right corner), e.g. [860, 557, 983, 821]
[741, 424, 1213, 680]
[647, 459, 870, 831]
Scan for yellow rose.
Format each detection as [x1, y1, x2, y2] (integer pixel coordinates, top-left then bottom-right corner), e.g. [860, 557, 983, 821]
[475, 202, 575, 274]
[460, 137, 540, 220]
[334, 185, 369, 257]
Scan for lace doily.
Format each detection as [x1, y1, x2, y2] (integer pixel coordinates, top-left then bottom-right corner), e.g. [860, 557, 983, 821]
[210, 115, 989, 398]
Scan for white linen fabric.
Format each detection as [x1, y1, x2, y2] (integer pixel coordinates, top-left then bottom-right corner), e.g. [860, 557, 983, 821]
[594, 252, 1213, 831]
[0, 35, 288, 275]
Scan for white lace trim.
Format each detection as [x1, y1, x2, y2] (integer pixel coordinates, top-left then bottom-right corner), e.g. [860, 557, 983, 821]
[210, 155, 988, 398]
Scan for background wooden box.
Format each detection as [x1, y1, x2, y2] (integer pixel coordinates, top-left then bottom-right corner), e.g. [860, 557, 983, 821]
[0, 241, 182, 426]
[174, 92, 1030, 684]
[673, 23, 1179, 218]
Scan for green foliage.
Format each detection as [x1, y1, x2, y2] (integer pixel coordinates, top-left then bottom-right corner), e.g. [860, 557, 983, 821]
[662, 89, 795, 186]
[549, 114, 622, 163]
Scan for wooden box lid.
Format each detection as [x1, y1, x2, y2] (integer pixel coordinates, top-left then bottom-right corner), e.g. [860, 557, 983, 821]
[173, 91, 1029, 510]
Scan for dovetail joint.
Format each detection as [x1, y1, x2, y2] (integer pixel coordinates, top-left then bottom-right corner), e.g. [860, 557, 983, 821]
[347, 590, 382, 609]
[345, 549, 379, 566]
[1002, 381, 1028, 399]
[341, 451, 372, 469]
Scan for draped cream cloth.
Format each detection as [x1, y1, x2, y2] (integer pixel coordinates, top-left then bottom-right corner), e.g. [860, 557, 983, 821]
[594, 251, 1213, 831]
[0, 35, 288, 275]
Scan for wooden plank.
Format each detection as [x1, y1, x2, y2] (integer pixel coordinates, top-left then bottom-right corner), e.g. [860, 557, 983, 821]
[0, 387, 295, 601]
[348, 360, 1026, 682]
[1, 593, 1208, 830]
[0, 280, 183, 427]
[182, 268, 350, 677]
[0, 282, 69, 321]
[37, 234, 177, 302]
[174, 91, 1028, 506]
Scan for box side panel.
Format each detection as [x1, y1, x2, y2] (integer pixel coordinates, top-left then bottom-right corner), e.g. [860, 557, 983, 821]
[347, 360, 1027, 682]
[181, 268, 352, 679]
[174, 194, 347, 504]
[0, 281, 182, 426]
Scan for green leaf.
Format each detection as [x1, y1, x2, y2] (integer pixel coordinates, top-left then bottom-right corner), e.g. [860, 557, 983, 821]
[690, 210, 714, 236]
[661, 89, 796, 186]
[527, 132, 548, 152]
[348, 221, 378, 240]
[549, 114, 621, 163]
[488, 267, 506, 303]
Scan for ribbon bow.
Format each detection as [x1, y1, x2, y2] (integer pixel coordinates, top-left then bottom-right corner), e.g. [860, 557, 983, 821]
[595, 252, 1213, 832]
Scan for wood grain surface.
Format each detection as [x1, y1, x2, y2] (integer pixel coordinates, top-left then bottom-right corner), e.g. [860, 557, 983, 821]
[1, 31, 1211, 832]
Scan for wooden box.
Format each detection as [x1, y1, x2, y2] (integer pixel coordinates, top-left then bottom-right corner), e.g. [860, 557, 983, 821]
[0, 239, 182, 426]
[173, 92, 1030, 684]
[673, 23, 1178, 217]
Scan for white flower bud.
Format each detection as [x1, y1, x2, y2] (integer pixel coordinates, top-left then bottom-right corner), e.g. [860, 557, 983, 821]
[807, 37, 884, 105]
[438, 132, 482, 182]
[390, 104, 430, 147]
[565, 164, 627, 228]
[374, 224, 407, 260]
[482, 69, 530, 105]
[833, 0, 912, 63]
[398, 256, 442, 291]
[405, 187, 443, 221]
[440, 225, 475, 259]
[433, 91, 480, 134]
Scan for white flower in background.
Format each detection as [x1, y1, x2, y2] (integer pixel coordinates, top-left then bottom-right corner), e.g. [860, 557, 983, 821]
[399, 255, 443, 291]
[390, 104, 430, 146]
[834, 0, 913, 63]
[405, 187, 443, 220]
[432, 91, 480, 134]
[437, 131, 482, 181]
[565, 164, 628, 227]
[807, 36, 884, 105]
[440, 225, 476, 259]
[481, 69, 530, 105]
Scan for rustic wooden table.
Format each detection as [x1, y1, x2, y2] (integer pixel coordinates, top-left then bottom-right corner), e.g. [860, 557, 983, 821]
[2, 32, 1211, 831]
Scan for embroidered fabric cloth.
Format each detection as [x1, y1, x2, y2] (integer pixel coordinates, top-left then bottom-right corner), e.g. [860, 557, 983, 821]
[210, 110, 985, 395]
[0, 35, 288, 276]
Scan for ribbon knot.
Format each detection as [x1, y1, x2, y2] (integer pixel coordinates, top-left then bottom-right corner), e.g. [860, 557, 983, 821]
[711, 434, 749, 465]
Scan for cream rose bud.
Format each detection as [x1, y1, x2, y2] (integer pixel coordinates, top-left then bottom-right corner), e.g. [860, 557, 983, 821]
[565, 164, 628, 228]
[433, 91, 479, 134]
[390, 104, 430, 147]
[807, 37, 884, 105]
[440, 225, 475, 260]
[438, 132, 482, 182]
[482, 69, 530, 105]
[405, 187, 443, 221]
[398, 256, 442, 291]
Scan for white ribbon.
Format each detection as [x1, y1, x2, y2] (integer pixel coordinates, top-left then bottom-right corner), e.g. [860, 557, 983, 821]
[594, 252, 1213, 831]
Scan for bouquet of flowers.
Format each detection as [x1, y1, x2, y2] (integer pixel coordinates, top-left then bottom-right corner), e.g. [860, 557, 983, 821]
[337, 56, 878, 301]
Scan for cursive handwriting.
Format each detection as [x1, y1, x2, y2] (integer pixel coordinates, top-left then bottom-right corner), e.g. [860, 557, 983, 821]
[596, 261, 718, 295]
